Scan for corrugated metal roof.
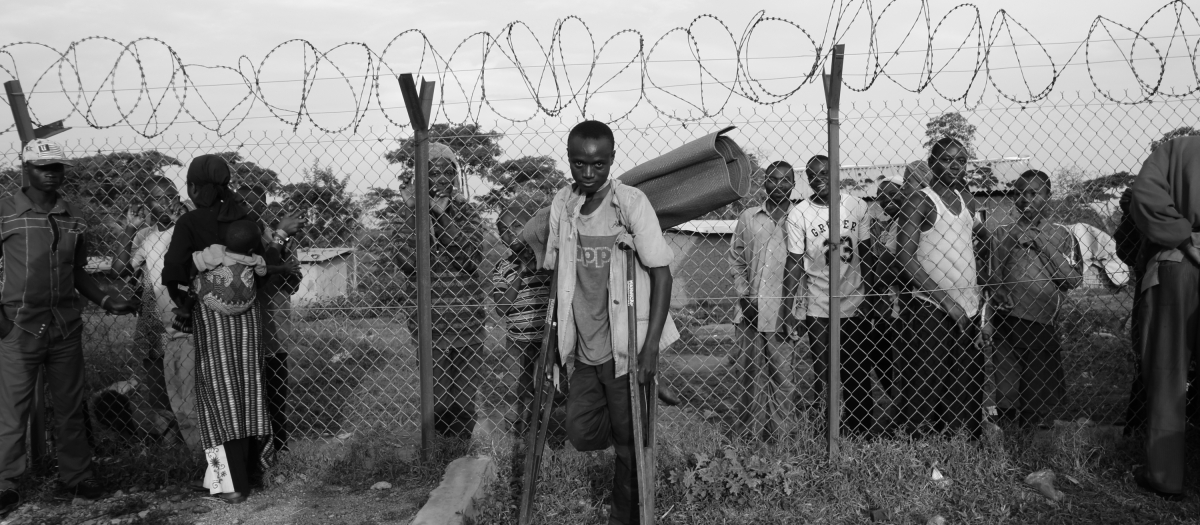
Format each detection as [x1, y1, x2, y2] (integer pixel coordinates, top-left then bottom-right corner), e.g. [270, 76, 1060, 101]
[668, 220, 737, 235]
[298, 247, 354, 263]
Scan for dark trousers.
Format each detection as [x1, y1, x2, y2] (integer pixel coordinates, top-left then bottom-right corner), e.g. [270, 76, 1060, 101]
[222, 436, 265, 493]
[510, 338, 567, 437]
[864, 315, 898, 395]
[0, 324, 92, 490]
[433, 344, 480, 439]
[264, 353, 290, 453]
[134, 317, 170, 413]
[995, 316, 1065, 419]
[896, 299, 984, 439]
[806, 316, 874, 434]
[1139, 260, 1200, 495]
[1126, 283, 1150, 433]
[141, 351, 169, 413]
[566, 360, 639, 525]
[512, 338, 541, 406]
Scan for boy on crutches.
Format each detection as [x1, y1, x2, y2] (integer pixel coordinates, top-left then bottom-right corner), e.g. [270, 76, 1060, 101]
[544, 120, 678, 524]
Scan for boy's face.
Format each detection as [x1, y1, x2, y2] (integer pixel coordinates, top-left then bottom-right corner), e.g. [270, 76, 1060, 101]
[497, 212, 524, 250]
[807, 159, 830, 200]
[27, 163, 66, 193]
[567, 136, 614, 195]
[763, 167, 794, 201]
[146, 184, 180, 224]
[1014, 176, 1049, 221]
[878, 181, 902, 217]
[931, 144, 968, 186]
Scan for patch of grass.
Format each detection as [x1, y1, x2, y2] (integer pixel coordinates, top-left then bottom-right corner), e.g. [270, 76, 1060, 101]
[290, 328, 392, 436]
[474, 408, 1200, 524]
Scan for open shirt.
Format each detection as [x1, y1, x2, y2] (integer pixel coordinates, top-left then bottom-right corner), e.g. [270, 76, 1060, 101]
[544, 179, 679, 378]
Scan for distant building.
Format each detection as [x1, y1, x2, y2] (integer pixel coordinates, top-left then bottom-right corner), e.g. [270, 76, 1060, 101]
[790, 157, 1033, 201]
[664, 220, 737, 310]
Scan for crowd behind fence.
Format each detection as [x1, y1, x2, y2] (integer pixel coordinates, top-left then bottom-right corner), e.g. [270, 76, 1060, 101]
[2, 92, 1183, 452]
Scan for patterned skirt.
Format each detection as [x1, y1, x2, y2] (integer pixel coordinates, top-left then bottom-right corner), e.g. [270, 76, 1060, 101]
[193, 299, 271, 450]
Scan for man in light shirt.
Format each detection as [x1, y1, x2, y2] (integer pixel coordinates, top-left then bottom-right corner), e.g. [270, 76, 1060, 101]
[729, 161, 800, 440]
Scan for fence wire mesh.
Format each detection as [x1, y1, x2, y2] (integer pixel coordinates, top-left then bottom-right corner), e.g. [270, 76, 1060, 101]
[0, 92, 1178, 451]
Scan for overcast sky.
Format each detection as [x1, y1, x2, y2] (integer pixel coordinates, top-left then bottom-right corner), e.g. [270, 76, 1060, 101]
[2, 0, 1196, 195]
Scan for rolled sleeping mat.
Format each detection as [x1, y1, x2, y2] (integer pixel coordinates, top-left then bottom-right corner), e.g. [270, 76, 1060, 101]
[617, 125, 752, 230]
[520, 126, 752, 256]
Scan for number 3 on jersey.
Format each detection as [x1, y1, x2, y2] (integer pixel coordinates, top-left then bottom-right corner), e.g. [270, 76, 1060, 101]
[823, 236, 855, 265]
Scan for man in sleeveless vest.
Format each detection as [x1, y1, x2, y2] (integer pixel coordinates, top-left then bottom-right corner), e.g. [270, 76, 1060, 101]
[1128, 136, 1200, 500]
[895, 137, 990, 438]
[783, 155, 875, 436]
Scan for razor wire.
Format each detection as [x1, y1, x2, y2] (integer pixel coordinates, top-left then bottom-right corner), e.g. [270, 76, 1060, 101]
[2, 0, 1200, 137]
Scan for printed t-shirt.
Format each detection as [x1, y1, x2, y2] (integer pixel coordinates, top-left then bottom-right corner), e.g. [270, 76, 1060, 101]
[573, 194, 622, 365]
[786, 194, 871, 318]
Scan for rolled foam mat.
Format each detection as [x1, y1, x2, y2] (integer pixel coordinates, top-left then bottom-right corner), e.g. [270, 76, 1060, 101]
[619, 125, 752, 229]
[520, 126, 752, 246]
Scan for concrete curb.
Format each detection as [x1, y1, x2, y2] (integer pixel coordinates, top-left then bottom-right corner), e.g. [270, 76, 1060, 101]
[411, 455, 496, 525]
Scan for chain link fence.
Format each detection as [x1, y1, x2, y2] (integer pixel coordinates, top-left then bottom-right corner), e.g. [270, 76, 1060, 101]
[2, 91, 1184, 452]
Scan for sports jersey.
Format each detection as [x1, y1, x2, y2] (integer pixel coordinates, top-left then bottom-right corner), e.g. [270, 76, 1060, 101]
[786, 194, 871, 318]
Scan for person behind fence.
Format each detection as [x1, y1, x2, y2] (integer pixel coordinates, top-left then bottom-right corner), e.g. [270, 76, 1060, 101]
[863, 174, 906, 406]
[1127, 135, 1200, 500]
[895, 137, 989, 438]
[728, 161, 800, 441]
[904, 160, 933, 192]
[392, 142, 486, 439]
[0, 139, 141, 517]
[492, 190, 557, 435]
[1113, 188, 1148, 435]
[163, 155, 281, 504]
[989, 170, 1082, 428]
[239, 184, 304, 454]
[545, 120, 679, 525]
[111, 175, 201, 449]
[783, 155, 875, 436]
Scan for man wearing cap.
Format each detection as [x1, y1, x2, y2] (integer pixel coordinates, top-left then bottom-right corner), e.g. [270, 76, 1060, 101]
[0, 139, 139, 515]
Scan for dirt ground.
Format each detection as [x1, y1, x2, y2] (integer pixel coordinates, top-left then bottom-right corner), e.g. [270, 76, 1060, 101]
[0, 479, 429, 525]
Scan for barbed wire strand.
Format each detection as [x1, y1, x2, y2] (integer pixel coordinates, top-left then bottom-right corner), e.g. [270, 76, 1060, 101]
[0, 0, 1198, 137]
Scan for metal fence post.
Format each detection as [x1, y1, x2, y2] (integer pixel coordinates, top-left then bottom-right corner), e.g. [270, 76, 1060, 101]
[821, 45, 845, 458]
[398, 73, 437, 461]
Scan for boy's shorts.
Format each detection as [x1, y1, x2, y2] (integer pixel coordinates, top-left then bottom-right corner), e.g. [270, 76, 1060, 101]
[995, 315, 1064, 414]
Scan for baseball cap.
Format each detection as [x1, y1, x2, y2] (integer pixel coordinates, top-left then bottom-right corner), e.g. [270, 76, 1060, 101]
[21, 139, 75, 167]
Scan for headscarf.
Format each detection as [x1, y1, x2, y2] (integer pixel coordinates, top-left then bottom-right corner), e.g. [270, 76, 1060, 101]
[186, 154, 245, 221]
[429, 142, 467, 197]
